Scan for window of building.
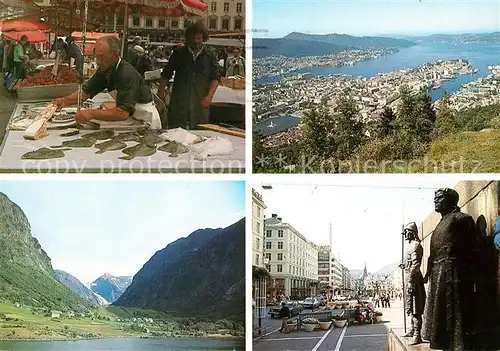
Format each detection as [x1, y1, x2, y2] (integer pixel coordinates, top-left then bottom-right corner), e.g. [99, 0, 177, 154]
[255, 254, 259, 266]
[266, 264, 271, 271]
[266, 230, 272, 237]
[278, 242, 283, 249]
[118, 16, 124, 24]
[236, 2, 242, 12]
[257, 222, 261, 234]
[145, 17, 153, 27]
[278, 230, 283, 237]
[224, 2, 229, 12]
[278, 253, 283, 261]
[266, 242, 271, 250]
[132, 16, 140, 27]
[266, 253, 271, 261]
[222, 17, 230, 30]
[277, 264, 283, 273]
[211, 2, 217, 11]
[208, 17, 217, 30]
[234, 17, 242, 30]
[257, 207, 261, 217]
[171, 20, 178, 28]
[256, 238, 260, 250]
[158, 19, 166, 28]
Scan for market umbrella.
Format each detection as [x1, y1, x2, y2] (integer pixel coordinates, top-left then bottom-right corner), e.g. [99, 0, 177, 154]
[3, 30, 47, 43]
[0, 19, 50, 31]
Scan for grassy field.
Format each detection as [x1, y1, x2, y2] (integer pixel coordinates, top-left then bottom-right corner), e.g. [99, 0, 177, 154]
[0, 303, 244, 341]
[0, 303, 139, 340]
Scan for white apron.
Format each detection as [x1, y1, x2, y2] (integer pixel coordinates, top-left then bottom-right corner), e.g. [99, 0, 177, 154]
[133, 101, 161, 130]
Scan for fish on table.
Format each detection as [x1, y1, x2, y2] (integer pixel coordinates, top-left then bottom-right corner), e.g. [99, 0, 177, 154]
[158, 141, 189, 157]
[21, 147, 70, 160]
[81, 130, 115, 140]
[51, 138, 96, 148]
[119, 143, 157, 161]
[95, 139, 128, 154]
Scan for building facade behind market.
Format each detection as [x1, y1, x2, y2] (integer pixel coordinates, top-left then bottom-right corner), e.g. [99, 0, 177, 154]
[35, 0, 245, 41]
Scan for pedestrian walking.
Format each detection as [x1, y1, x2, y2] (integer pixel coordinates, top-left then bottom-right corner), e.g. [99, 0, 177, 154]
[278, 302, 290, 333]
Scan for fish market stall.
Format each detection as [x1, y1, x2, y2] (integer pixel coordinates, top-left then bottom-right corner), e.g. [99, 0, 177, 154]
[0, 93, 245, 173]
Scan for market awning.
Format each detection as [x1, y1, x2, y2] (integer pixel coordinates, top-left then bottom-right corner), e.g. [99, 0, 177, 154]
[205, 38, 244, 47]
[0, 19, 50, 32]
[53, 0, 208, 17]
[4, 30, 47, 43]
[71, 31, 119, 41]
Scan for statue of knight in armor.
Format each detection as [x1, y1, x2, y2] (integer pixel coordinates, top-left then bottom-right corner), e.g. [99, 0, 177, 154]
[399, 222, 426, 345]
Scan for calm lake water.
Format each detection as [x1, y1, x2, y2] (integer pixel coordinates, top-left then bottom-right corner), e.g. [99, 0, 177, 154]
[0, 338, 245, 351]
[255, 115, 300, 136]
[255, 43, 500, 134]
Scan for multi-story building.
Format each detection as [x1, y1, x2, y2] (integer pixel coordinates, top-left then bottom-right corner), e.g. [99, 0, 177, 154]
[330, 254, 344, 292]
[264, 214, 318, 299]
[102, 0, 244, 41]
[317, 246, 331, 288]
[252, 188, 266, 268]
[392, 266, 403, 298]
[317, 246, 352, 296]
[341, 265, 352, 294]
[39, 0, 244, 41]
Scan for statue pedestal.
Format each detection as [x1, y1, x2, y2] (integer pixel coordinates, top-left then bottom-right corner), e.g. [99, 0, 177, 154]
[388, 328, 431, 351]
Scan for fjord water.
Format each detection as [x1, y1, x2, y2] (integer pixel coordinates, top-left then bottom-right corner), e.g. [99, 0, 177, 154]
[255, 43, 500, 134]
[0, 338, 245, 350]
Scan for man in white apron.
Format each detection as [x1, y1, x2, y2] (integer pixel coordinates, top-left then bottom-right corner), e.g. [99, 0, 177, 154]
[53, 36, 162, 130]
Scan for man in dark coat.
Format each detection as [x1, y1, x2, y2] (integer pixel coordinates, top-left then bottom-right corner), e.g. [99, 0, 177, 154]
[422, 188, 478, 350]
[157, 22, 220, 129]
[399, 222, 426, 345]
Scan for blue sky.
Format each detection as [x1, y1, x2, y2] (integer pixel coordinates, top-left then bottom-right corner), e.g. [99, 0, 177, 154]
[253, 0, 500, 38]
[0, 180, 245, 284]
[256, 177, 461, 272]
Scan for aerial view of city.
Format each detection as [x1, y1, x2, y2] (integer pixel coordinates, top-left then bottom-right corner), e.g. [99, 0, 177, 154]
[252, 0, 500, 173]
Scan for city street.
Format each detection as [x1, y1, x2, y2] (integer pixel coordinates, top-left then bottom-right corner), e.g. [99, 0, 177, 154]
[253, 299, 406, 351]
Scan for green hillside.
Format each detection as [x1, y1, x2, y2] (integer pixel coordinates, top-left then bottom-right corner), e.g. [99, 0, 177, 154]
[0, 193, 88, 312]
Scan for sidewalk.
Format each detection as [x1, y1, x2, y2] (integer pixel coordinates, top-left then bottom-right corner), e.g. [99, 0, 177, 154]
[379, 298, 407, 329]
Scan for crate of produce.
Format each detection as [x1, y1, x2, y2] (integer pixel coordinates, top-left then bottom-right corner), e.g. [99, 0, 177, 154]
[16, 83, 79, 102]
[16, 64, 81, 102]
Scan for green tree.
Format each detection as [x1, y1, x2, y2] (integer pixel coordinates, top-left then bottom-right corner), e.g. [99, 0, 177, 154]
[302, 98, 364, 171]
[433, 97, 456, 138]
[377, 106, 396, 137]
[334, 96, 364, 159]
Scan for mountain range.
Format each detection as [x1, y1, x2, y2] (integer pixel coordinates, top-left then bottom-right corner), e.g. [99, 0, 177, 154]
[114, 218, 246, 321]
[253, 32, 416, 58]
[0, 192, 245, 321]
[404, 32, 500, 44]
[89, 274, 132, 303]
[54, 270, 107, 306]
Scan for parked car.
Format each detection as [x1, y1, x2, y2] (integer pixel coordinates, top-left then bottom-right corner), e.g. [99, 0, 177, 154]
[268, 301, 304, 318]
[302, 297, 320, 309]
[316, 295, 326, 306]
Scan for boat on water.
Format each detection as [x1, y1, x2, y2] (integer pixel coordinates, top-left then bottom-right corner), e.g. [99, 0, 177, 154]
[268, 121, 276, 128]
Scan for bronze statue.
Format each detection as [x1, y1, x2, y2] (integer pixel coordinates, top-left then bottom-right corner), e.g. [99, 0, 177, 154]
[399, 222, 426, 345]
[422, 188, 478, 350]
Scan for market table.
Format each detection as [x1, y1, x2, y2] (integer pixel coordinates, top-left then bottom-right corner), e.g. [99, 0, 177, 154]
[0, 95, 245, 173]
